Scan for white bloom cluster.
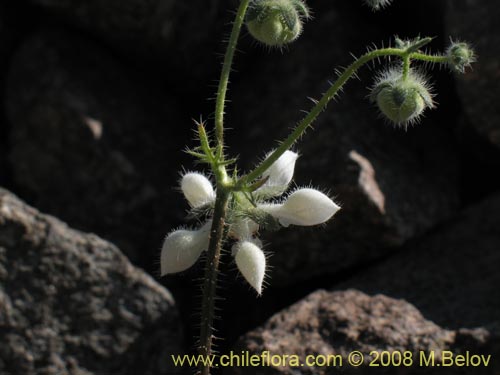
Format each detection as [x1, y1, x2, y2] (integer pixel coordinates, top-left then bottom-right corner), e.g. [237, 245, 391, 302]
[160, 150, 340, 294]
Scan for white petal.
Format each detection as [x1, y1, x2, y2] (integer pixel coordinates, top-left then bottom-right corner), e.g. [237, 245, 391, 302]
[260, 188, 340, 227]
[181, 172, 215, 208]
[256, 150, 298, 197]
[229, 218, 259, 240]
[160, 222, 211, 275]
[233, 240, 266, 295]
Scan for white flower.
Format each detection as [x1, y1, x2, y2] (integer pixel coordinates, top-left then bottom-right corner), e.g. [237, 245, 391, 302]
[181, 172, 215, 208]
[259, 188, 340, 227]
[229, 218, 259, 240]
[233, 240, 266, 295]
[256, 150, 298, 198]
[160, 221, 211, 275]
[161, 151, 341, 297]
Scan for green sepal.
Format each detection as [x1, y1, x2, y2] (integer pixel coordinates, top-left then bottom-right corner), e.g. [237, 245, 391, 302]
[246, 0, 265, 22]
[245, 209, 282, 232]
[280, 6, 298, 31]
[396, 36, 434, 53]
[289, 0, 310, 18]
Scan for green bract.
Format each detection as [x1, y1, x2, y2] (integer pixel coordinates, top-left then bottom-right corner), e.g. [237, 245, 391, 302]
[246, 0, 310, 46]
[370, 68, 435, 127]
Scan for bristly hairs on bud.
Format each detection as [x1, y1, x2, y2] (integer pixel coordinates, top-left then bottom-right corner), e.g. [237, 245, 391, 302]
[364, 0, 393, 11]
[446, 40, 476, 73]
[370, 66, 435, 128]
[246, 0, 311, 47]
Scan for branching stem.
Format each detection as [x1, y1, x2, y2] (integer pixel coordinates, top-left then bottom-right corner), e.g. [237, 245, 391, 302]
[238, 49, 446, 186]
[198, 1, 250, 374]
[199, 6, 449, 372]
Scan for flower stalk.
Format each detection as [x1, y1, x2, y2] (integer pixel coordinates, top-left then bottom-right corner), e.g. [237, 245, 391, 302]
[197, 1, 250, 373]
[198, 190, 230, 375]
[239, 44, 444, 186]
[214, 0, 251, 159]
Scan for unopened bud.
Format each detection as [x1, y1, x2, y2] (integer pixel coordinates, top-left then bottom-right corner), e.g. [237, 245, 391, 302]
[259, 188, 340, 227]
[233, 240, 266, 295]
[370, 68, 435, 127]
[446, 41, 476, 73]
[246, 0, 310, 47]
[160, 221, 211, 275]
[256, 150, 298, 197]
[181, 172, 215, 208]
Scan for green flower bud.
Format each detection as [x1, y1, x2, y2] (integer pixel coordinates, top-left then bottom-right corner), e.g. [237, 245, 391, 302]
[246, 0, 310, 47]
[364, 0, 393, 11]
[370, 68, 435, 127]
[446, 41, 476, 73]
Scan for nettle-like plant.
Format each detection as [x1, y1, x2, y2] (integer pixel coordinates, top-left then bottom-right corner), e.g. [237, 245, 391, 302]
[160, 0, 475, 373]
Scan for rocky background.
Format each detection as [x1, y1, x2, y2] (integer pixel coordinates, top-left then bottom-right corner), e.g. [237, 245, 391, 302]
[1, 0, 499, 374]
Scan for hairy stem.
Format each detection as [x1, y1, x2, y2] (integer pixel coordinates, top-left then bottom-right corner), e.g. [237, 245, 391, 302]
[214, 0, 251, 159]
[402, 54, 411, 80]
[198, 2, 251, 373]
[409, 52, 448, 64]
[198, 190, 230, 375]
[238, 47, 444, 186]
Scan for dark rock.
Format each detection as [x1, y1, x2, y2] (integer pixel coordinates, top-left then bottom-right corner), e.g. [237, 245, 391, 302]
[446, 0, 500, 149]
[26, 0, 234, 88]
[226, 1, 460, 286]
[232, 289, 496, 375]
[337, 193, 500, 333]
[0, 188, 185, 375]
[6, 29, 187, 268]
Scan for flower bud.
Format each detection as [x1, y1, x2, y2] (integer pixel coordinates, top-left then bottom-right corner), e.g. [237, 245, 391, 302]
[256, 150, 298, 197]
[364, 0, 393, 11]
[446, 41, 475, 73]
[259, 188, 340, 227]
[181, 172, 215, 208]
[160, 221, 211, 275]
[370, 68, 435, 127]
[233, 240, 266, 294]
[246, 0, 310, 47]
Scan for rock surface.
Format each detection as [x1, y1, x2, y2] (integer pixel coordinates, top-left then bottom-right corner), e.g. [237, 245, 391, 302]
[226, 1, 460, 286]
[232, 289, 496, 375]
[337, 192, 500, 333]
[446, 0, 500, 149]
[0, 188, 184, 375]
[26, 0, 234, 88]
[6, 29, 187, 267]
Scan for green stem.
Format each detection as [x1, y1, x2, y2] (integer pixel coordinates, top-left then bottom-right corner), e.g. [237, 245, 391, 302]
[198, 190, 230, 375]
[238, 47, 446, 187]
[214, 0, 251, 159]
[409, 52, 448, 64]
[402, 54, 411, 80]
[197, 2, 251, 374]
[238, 47, 404, 186]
